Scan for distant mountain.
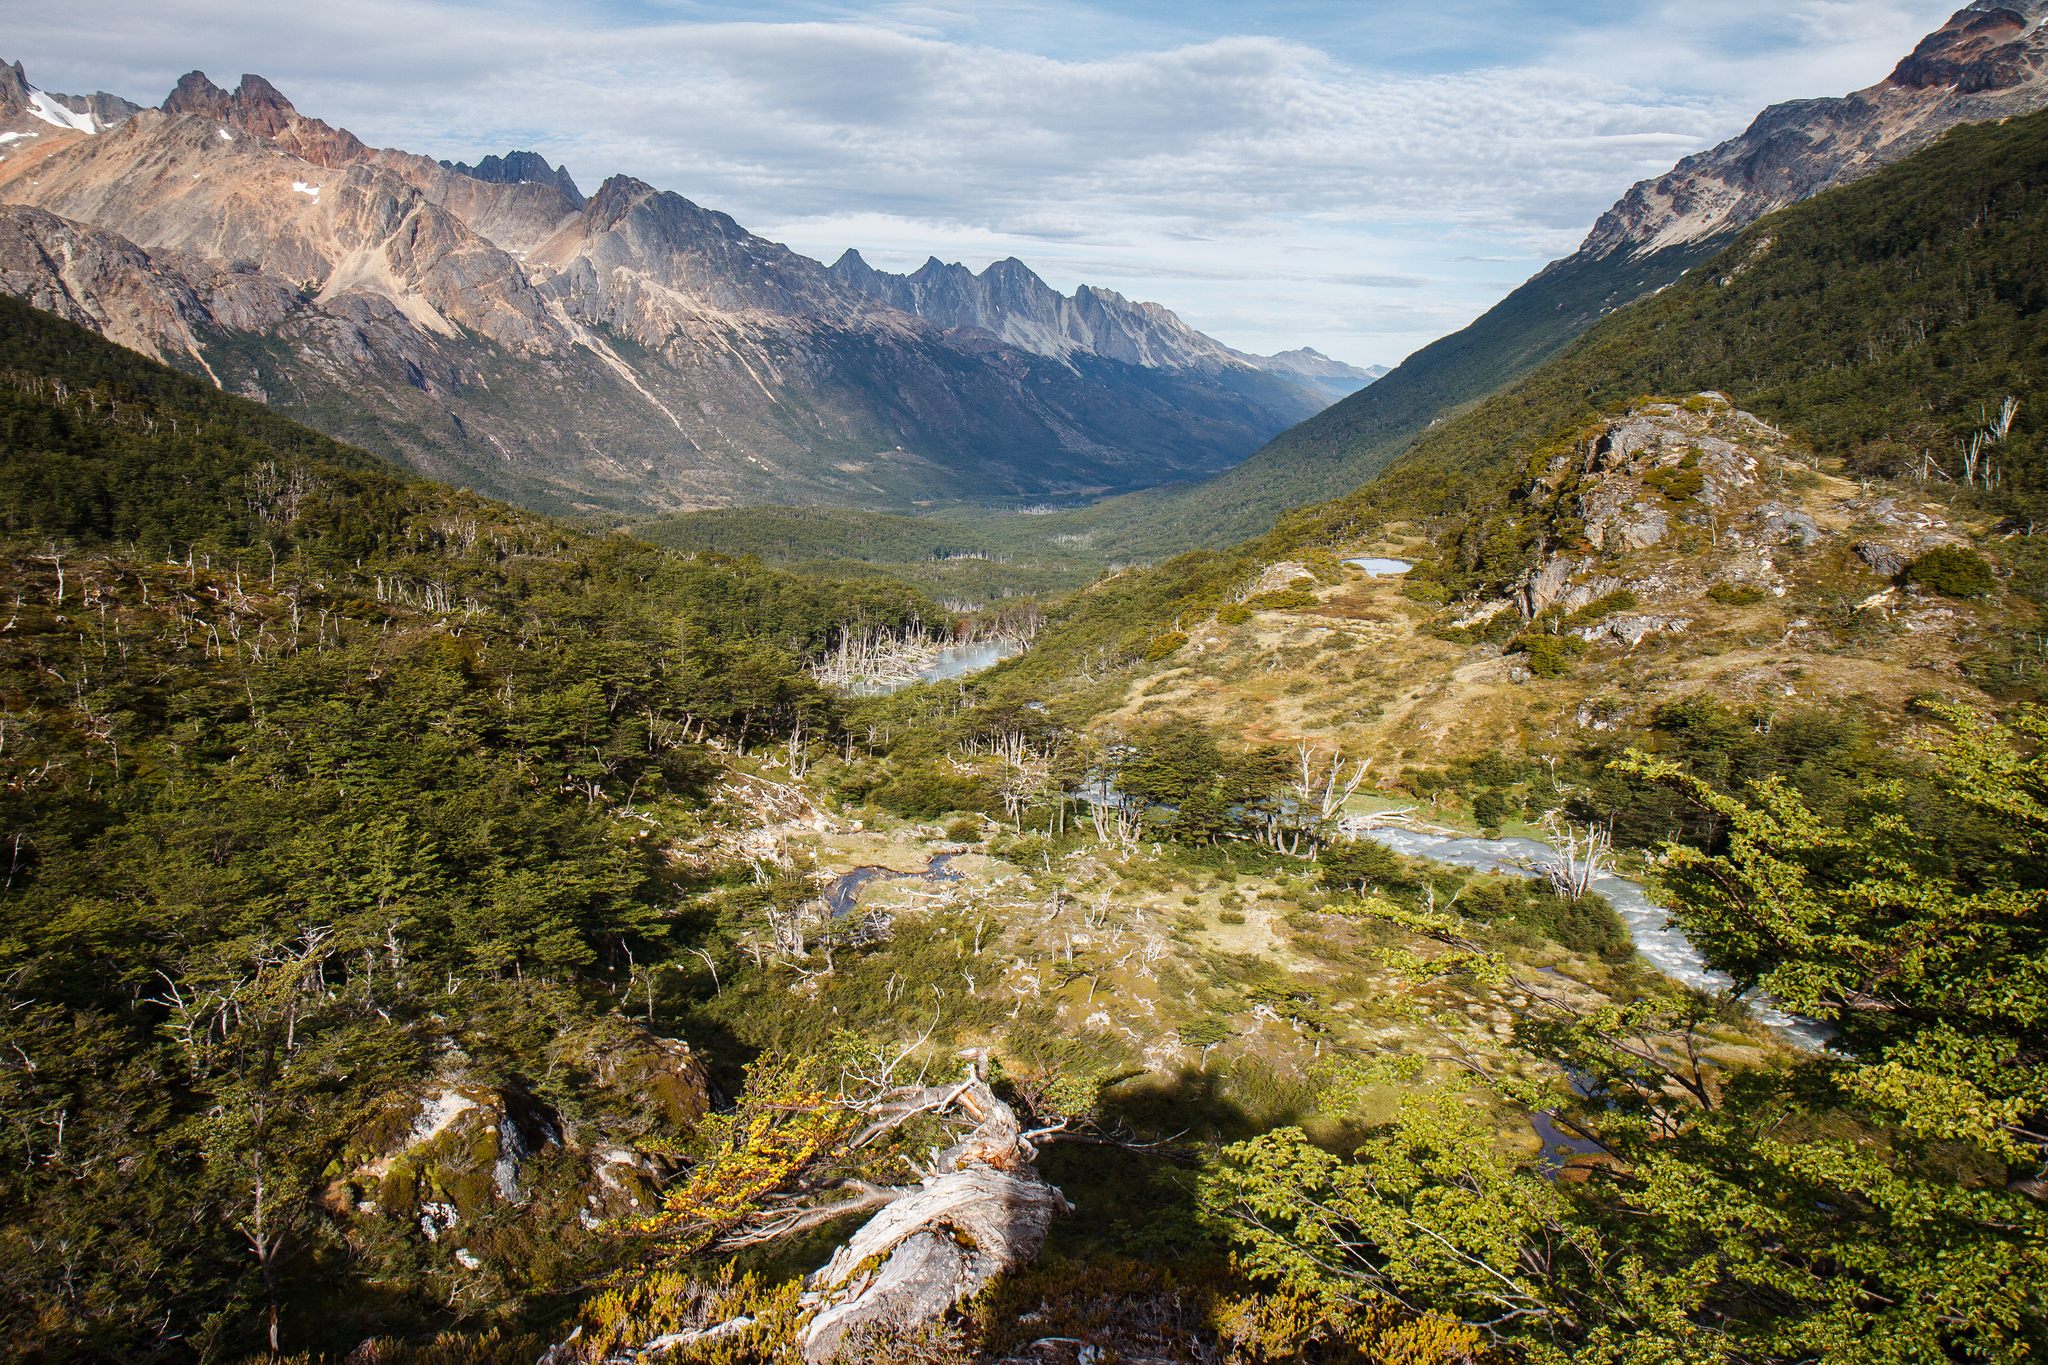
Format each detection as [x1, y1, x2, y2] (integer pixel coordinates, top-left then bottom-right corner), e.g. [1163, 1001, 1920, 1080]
[828, 251, 1382, 401]
[0, 58, 141, 133]
[1058, 0, 2048, 557]
[1252, 347, 1389, 404]
[443, 149, 586, 206]
[0, 64, 1348, 515]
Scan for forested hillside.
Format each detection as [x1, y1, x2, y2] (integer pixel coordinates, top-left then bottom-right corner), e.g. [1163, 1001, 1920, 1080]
[0, 297, 939, 1358]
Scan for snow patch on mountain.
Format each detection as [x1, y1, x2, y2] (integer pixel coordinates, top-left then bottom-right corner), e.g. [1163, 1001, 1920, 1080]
[28, 89, 96, 134]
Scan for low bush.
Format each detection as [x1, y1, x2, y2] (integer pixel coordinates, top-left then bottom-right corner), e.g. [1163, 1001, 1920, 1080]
[1906, 546, 1996, 598]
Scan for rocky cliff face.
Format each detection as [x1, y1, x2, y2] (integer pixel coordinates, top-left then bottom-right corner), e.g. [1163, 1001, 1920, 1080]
[0, 61, 1349, 514]
[1580, 1, 2048, 260]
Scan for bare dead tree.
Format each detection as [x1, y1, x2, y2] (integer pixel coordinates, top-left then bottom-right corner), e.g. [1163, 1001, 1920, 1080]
[1538, 815, 1614, 899]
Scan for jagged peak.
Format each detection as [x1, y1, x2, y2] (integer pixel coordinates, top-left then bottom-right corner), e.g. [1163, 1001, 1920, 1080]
[584, 173, 657, 225]
[160, 69, 365, 165]
[0, 59, 27, 114]
[234, 73, 295, 114]
[162, 70, 226, 116]
[443, 149, 584, 205]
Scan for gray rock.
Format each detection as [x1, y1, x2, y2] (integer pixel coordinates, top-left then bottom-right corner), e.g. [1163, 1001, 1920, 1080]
[1754, 502, 1822, 546]
[1577, 615, 1692, 648]
[1854, 541, 1909, 578]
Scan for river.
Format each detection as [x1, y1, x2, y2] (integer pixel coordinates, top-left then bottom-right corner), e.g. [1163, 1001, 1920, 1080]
[1349, 824, 1832, 1050]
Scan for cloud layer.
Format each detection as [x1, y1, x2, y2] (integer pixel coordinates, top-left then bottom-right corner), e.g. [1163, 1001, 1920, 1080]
[9, 0, 1963, 364]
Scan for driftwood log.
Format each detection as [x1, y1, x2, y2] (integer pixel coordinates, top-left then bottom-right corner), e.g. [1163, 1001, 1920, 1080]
[555, 1054, 1070, 1363]
[799, 1068, 1070, 1361]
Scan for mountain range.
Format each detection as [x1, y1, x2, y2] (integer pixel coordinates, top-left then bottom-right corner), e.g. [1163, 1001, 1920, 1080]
[0, 64, 1370, 515]
[1044, 0, 2048, 556]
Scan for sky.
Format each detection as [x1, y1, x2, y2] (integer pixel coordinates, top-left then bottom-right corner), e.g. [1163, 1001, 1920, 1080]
[8, 0, 1966, 367]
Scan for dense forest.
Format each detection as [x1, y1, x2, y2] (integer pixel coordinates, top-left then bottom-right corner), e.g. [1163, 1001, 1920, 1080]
[0, 298, 945, 1358]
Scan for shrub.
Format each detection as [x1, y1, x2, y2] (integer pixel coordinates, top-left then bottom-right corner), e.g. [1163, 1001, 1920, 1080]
[1470, 788, 1514, 833]
[1516, 633, 1585, 678]
[1643, 457, 1705, 502]
[1218, 910, 1247, 926]
[1565, 589, 1638, 626]
[1906, 546, 1996, 598]
[1249, 588, 1318, 611]
[1143, 631, 1189, 661]
[1217, 603, 1253, 625]
[1708, 582, 1768, 607]
[1318, 839, 1413, 894]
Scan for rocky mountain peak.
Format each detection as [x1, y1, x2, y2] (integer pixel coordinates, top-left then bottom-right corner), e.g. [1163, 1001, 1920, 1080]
[444, 150, 584, 207]
[0, 60, 29, 115]
[1577, 2, 2048, 261]
[161, 70, 227, 118]
[161, 70, 366, 166]
[576, 174, 662, 236]
[1891, 3, 2046, 91]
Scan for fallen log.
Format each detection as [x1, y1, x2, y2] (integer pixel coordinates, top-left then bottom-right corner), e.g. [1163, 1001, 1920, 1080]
[549, 1056, 1070, 1363]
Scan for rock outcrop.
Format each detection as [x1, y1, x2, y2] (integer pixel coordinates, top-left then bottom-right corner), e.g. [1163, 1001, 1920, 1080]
[1469, 395, 1986, 661]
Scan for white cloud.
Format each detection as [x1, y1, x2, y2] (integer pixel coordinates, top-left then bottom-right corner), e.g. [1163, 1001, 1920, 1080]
[5, 0, 1968, 364]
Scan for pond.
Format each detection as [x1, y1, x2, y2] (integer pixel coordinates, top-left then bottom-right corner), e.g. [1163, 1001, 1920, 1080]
[1342, 556, 1415, 577]
[844, 639, 1025, 697]
[823, 853, 965, 920]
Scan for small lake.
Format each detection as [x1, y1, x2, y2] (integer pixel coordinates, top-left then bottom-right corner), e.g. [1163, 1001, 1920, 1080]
[1342, 557, 1414, 577]
[844, 639, 1024, 697]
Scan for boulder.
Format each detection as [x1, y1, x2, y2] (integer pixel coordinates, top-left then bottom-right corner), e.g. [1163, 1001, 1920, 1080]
[1854, 541, 1909, 579]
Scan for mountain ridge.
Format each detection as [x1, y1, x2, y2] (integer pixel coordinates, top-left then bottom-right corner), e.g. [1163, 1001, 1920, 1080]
[828, 249, 1381, 402]
[1040, 0, 2048, 559]
[0, 61, 1348, 515]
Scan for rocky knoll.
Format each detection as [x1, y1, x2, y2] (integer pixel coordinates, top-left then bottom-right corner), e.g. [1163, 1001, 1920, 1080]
[0, 61, 1346, 515]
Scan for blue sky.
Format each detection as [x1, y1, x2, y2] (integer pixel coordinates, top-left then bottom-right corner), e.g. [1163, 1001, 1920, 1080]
[12, 0, 1963, 366]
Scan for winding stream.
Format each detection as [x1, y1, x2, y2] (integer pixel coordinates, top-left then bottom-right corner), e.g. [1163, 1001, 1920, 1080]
[1350, 825, 1832, 1050]
[824, 853, 964, 920]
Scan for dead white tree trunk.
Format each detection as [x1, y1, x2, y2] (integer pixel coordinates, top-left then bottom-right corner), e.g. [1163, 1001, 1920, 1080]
[1539, 815, 1613, 899]
[548, 1056, 1069, 1365]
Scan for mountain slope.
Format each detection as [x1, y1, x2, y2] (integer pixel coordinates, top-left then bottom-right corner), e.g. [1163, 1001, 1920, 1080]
[989, 100, 2048, 729]
[0, 65, 1345, 516]
[1292, 102, 2048, 573]
[1052, 0, 2048, 558]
